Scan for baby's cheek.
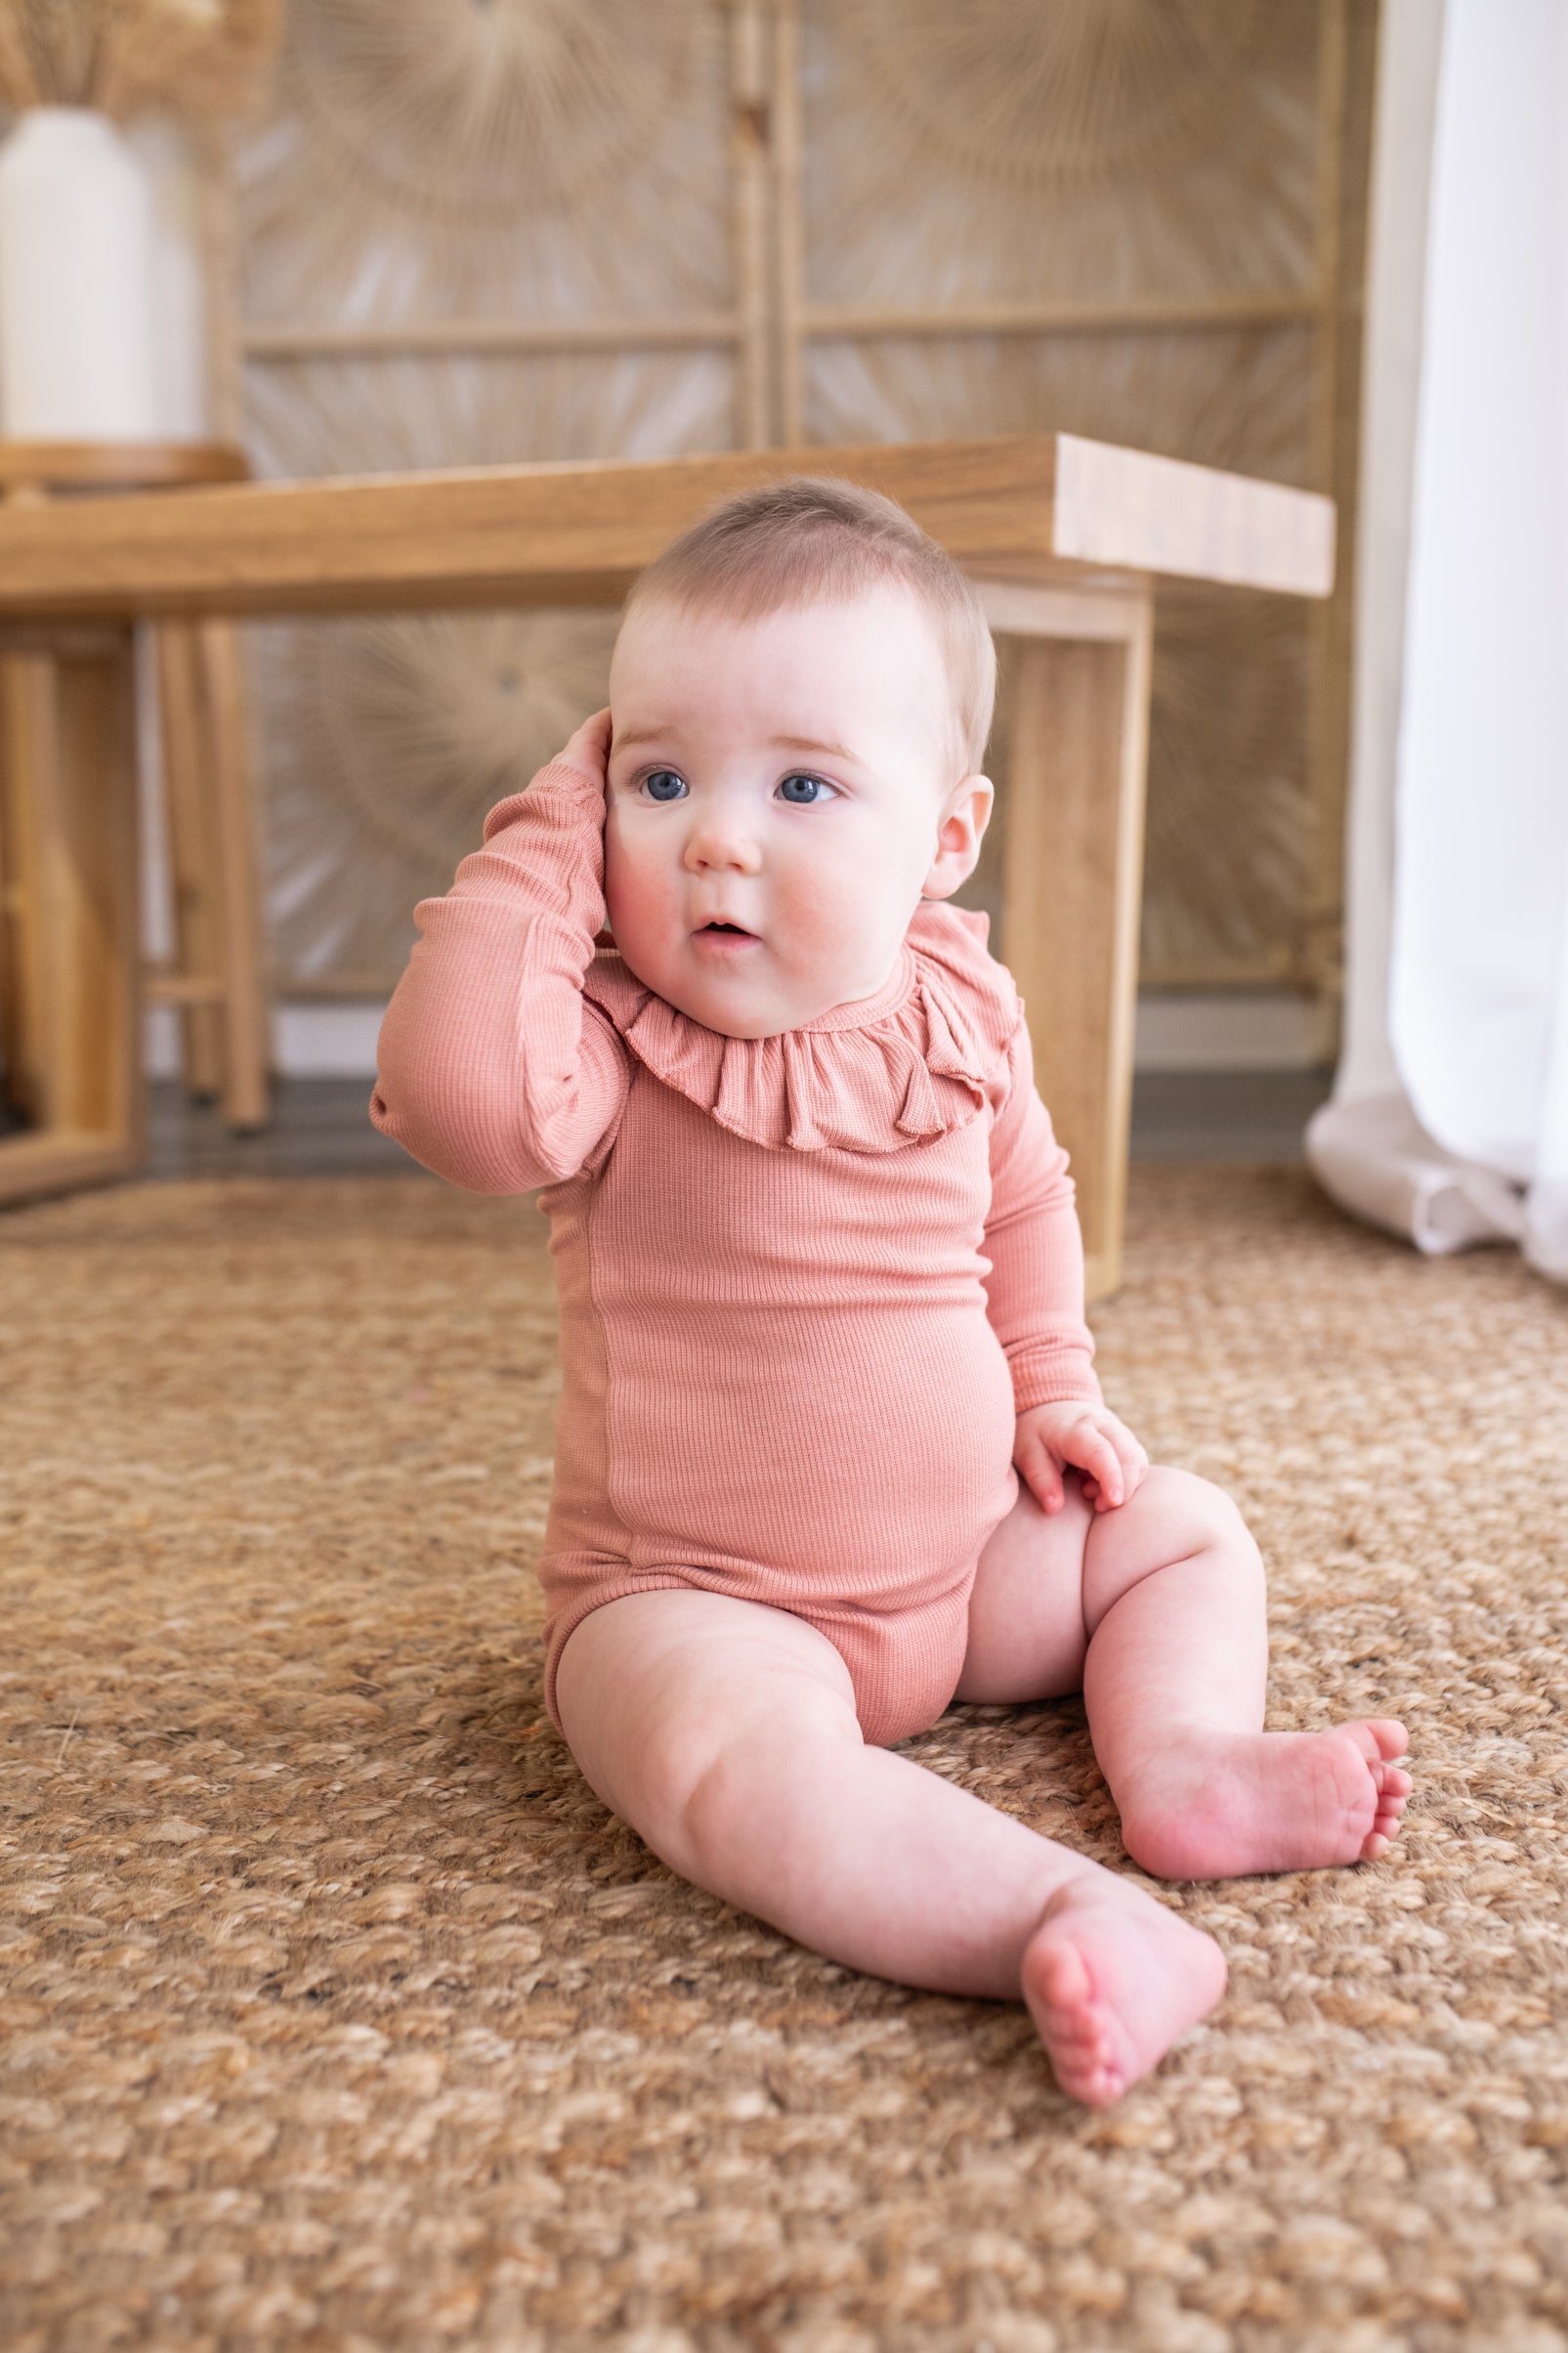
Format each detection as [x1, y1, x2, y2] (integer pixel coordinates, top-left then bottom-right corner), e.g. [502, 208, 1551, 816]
[605, 832, 668, 935]
[790, 843, 910, 961]
[780, 883, 866, 974]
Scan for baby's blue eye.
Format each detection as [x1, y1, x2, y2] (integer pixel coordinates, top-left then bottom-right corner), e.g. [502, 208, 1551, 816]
[643, 770, 687, 802]
[778, 773, 832, 804]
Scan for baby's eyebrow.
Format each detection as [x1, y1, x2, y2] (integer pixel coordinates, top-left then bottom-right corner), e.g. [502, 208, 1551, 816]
[611, 724, 676, 752]
[611, 726, 859, 762]
[770, 733, 856, 760]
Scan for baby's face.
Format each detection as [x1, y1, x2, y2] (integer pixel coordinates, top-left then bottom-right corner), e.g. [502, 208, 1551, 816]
[603, 587, 992, 1039]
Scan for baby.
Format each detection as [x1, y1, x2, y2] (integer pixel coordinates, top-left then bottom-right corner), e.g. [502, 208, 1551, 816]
[371, 477, 1412, 2106]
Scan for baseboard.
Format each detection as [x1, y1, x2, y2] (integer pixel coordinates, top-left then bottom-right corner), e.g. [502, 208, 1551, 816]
[1132, 991, 1321, 1073]
[146, 1002, 389, 1080]
[147, 990, 1325, 1082]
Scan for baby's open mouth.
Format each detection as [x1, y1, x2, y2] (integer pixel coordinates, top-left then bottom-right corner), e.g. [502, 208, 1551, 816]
[698, 920, 754, 936]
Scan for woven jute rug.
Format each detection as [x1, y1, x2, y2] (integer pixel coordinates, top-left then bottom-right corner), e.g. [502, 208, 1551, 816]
[3, 1168, 1566, 2353]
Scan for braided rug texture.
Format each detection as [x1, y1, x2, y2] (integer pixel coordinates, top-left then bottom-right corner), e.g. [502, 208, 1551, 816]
[2, 1169, 1565, 2353]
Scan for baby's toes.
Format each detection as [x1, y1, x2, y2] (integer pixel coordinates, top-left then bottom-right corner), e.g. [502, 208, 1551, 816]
[1361, 1789, 1410, 1860]
[1053, 2020, 1126, 2107]
[1030, 1948, 1129, 2104]
[1372, 1761, 1412, 1826]
[1340, 1726, 1413, 1857]
[1365, 1717, 1410, 1763]
[1073, 2061, 1127, 2109]
[1034, 1947, 1102, 2053]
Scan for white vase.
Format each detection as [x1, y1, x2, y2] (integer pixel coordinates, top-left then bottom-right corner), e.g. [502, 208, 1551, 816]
[127, 119, 213, 442]
[0, 106, 161, 441]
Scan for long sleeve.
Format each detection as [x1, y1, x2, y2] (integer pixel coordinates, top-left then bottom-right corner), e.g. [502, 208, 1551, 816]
[369, 760, 629, 1192]
[982, 1015, 1102, 1410]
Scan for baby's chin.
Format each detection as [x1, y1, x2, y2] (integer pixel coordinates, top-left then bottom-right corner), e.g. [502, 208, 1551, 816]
[613, 939, 845, 1039]
[631, 967, 812, 1041]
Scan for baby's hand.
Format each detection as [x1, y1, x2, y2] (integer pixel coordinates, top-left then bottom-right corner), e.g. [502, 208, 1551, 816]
[558, 706, 613, 791]
[1014, 1400, 1149, 1516]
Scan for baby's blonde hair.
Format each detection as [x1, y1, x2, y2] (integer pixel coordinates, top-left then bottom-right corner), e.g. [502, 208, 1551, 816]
[622, 476, 997, 778]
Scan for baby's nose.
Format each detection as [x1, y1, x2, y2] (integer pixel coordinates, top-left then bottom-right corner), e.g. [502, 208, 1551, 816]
[683, 817, 762, 874]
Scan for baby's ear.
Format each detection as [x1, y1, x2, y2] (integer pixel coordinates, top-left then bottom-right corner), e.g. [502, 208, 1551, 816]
[921, 774, 994, 899]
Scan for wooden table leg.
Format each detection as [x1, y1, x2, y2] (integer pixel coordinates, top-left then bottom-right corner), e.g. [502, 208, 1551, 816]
[0, 651, 50, 1127]
[0, 631, 144, 1206]
[154, 620, 227, 1102]
[151, 619, 270, 1131]
[197, 620, 270, 1132]
[997, 591, 1154, 1301]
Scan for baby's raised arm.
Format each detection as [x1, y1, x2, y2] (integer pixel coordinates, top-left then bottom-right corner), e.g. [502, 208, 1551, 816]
[370, 709, 630, 1192]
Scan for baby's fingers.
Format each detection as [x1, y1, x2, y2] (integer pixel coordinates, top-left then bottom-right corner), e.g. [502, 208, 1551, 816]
[1105, 1427, 1149, 1509]
[560, 705, 614, 784]
[1017, 1439, 1066, 1516]
[1075, 1424, 1128, 1510]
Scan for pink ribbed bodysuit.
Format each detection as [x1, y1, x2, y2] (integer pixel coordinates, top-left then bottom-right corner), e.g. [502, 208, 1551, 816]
[370, 759, 1102, 1745]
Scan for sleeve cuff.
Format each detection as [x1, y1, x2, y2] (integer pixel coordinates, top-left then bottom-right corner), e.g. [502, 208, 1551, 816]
[1011, 1357, 1103, 1415]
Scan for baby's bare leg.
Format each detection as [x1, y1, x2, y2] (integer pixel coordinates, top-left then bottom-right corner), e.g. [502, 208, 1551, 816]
[963, 1468, 1412, 1879]
[555, 1587, 1225, 2107]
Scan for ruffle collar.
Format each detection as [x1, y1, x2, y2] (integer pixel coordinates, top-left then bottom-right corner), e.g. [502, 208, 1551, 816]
[581, 902, 1020, 1154]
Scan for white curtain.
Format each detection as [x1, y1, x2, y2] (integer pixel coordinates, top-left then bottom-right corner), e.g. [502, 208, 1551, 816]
[1306, 0, 1568, 1282]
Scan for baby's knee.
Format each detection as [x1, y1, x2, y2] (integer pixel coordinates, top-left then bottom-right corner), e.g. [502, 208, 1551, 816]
[634, 1673, 861, 1885]
[1133, 1465, 1256, 1557]
[1084, 1466, 1261, 1630]
[626, 1716, 720, 1874]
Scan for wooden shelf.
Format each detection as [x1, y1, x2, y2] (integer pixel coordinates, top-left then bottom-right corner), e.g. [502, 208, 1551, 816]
[242, 313, 742, 361]
[802, 291, 1322, 341]
[0, 442, 247, 492]
[237, 289, 1326, 365]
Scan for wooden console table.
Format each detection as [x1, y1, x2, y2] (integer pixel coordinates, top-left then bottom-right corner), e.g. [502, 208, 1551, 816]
[0, 431, 1333, 1296]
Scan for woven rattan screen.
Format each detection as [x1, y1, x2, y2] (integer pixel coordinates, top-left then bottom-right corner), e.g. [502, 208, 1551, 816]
[228, 0, 1376, 1026]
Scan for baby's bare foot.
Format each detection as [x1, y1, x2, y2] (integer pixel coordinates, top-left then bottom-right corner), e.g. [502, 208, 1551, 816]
[1118, 1718, 1412, 1881]
[1021, 1874, 1227, 2108]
